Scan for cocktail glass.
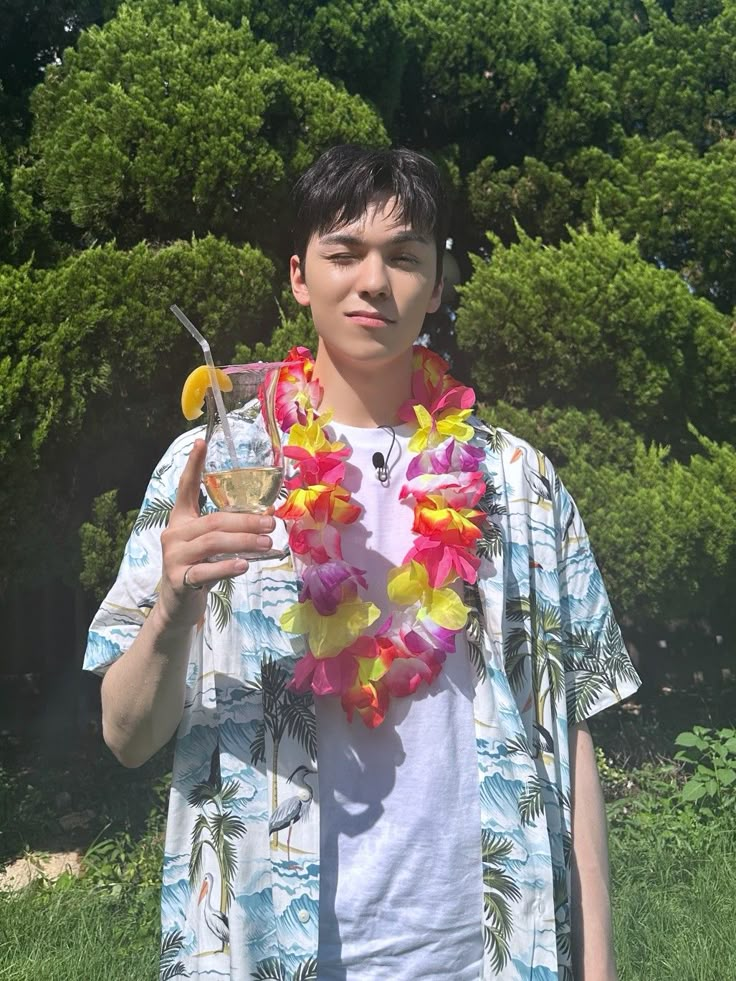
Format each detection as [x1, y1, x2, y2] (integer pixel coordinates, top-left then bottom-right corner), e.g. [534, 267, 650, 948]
[203, 362, 286, 561]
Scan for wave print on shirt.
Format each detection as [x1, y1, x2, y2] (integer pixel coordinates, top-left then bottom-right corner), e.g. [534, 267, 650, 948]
[233, 608, 293, 654]
[558, 548, 605, 599]
[233, 886, 319, 977]
[161, 877, 192, 931]
[479, 771, 524, 815]
[84, 631, 121, 672]
[505, 541, 559, 595]
[123, 535, 150, 567]
[510, 959, 558, 981]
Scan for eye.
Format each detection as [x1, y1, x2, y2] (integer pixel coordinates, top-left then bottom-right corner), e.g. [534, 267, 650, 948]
[327, 253, 357, 264]
[394, 254, 420, 265]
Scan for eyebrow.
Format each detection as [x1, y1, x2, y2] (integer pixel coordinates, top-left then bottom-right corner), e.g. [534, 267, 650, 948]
[319, 230, 431, 247]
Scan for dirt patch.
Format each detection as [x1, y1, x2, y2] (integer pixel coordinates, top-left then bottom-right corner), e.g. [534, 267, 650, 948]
[0, 850, 83, 892]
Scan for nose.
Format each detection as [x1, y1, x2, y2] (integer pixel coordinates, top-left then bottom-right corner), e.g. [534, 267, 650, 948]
[356, 251, 391, 298]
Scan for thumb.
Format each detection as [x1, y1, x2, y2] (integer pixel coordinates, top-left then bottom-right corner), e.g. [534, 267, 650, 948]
[171, 439, 206, 520]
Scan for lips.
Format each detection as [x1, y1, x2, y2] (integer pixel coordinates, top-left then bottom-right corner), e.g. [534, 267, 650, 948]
[345, 310, 394, 327]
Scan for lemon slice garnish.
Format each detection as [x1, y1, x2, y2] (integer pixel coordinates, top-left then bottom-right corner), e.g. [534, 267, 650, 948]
[181, 365, 233, 420]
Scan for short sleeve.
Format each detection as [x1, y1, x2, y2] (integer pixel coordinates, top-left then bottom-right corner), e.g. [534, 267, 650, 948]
[553, 471, 641, 725]
[83, 430, 199, 677]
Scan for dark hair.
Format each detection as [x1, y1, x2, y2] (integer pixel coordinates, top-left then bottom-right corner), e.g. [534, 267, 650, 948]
[292, 144, 450, 285]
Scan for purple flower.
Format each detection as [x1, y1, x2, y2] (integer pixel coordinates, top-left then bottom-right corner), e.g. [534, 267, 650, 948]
[299, 560, 368, 616]
[406, 439, 485, 479]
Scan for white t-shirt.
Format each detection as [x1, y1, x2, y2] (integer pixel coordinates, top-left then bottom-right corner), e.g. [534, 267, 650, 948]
[315, 422, 483, 980]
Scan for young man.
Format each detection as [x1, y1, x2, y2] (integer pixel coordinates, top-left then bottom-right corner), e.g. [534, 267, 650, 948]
[85, 145, 640, 980]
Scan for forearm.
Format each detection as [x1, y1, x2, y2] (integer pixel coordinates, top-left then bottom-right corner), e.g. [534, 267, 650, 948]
[100, 602, 194, 768]
[570, 720, 617, 981]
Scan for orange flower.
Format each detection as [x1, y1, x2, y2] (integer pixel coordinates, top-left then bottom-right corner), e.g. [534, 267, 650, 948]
[276, 484, 361, 526]
[341, 679, 389, 728]
[412, 501, 484, 547]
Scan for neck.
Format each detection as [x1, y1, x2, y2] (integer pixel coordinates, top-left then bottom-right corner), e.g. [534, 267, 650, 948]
[312, 343, 413, 428]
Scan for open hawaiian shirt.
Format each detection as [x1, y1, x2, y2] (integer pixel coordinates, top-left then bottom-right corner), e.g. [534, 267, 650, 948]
[84, 418, 640, 981]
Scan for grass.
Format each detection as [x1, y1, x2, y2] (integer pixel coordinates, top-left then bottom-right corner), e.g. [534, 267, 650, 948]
[0, 877, 159, 980]
[611, 827, 736, 981]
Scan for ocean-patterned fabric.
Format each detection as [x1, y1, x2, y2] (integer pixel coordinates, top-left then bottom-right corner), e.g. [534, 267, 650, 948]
[84, 418, 640, 981]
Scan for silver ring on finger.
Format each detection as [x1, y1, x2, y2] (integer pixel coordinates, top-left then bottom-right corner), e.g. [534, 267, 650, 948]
[182, 565, 204, 591]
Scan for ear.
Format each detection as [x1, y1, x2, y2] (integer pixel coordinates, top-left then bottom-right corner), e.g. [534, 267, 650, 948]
[426, 276, 444, 315]
[290, 255, 310, 307]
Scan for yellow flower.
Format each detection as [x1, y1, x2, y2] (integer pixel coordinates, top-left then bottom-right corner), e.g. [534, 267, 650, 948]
[387, 561, 469, 630]
[386, 560, 427, 605]
[288, 408, 346, 456]
[280, 597, 380, 658]
[408, 404, 475, 453]
[356, 655, 389, 686]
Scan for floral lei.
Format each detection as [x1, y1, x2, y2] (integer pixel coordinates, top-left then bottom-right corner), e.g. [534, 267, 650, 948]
[272, 345, 487, 728]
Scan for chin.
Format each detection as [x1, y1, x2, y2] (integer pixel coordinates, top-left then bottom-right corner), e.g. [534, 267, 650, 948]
[319, 332, 419, 365]
[338, 344, 413, 371]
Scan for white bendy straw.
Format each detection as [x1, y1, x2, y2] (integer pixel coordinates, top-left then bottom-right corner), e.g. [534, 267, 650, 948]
[170, 304, 240, 469]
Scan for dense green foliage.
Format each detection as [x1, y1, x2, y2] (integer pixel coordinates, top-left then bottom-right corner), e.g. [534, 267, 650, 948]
[458, 218, 736, 443]
[1, 0, 734, 665]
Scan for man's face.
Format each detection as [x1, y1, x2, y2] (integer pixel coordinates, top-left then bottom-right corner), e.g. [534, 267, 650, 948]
[290, 194, 443, 367]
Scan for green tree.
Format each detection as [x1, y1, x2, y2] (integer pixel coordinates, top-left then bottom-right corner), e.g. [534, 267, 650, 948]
[467, 155, 577, 245]
[0, 1, 122, 143]
[573, 134, 736, 311]
[239, 0, 410, 126]
[455, 217, 736, 446]
[480, 403, 736, 632]
[610, 2, 736, 150]
[20, 0, 386, 248]
[0, 235, 274, 587]
[79, 490, 137, 602]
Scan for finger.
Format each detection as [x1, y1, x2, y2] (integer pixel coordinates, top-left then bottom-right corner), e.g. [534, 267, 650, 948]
[184, 530, 273, 563]
[175, 509, 275, 543]
[181, 558, 248, 591]
[171, 439, 207, 520]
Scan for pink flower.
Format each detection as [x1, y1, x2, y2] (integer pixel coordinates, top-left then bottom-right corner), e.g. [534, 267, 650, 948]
[289, 650, 355, 695]
[404, 537, 481, 588]
[275, 347, 322, 432]
[288, 525, 343, 563]
[400, 470, 486, 510]
[285, 444, 350, 486]
[289, 635, 378, 696]
[398, 347, 476, 421]
[383, 646, 446, 697]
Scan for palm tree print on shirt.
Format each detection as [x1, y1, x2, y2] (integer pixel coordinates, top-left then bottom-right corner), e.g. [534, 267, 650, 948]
[209, 575, 235, 632]
[504, 588, 564, 737]
[564, 613, 640, 724]
[160, 928, 188, 980]
[476, 473, 506, 561]
[244, 656, 316, 848]
[481, 830, 521, 974]
[187, 740, 246, 951]
[464, 581, 488, 684]
[251, 956, 318, 980]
